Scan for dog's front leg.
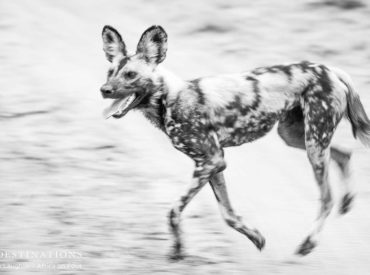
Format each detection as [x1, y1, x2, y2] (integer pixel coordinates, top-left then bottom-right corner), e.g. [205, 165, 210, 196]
[210, 172, 265, 250]
[168, 156, 226, 260]
[168, 166, 207, 260]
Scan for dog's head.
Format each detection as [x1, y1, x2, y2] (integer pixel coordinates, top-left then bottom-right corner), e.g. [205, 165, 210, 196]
[100, 25, 167, 118]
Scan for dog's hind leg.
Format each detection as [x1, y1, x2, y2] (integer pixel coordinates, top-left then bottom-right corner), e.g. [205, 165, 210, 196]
[278, 106, 355, 215]
[209, 172, 265, 250]
[295, 89, 345, 256]
[296, 142, 332, 256]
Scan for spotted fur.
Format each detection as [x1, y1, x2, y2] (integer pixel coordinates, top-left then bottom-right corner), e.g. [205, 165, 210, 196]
[100, 25, 370, 259]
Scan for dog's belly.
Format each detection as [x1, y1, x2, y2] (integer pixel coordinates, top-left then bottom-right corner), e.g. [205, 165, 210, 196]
[216, 111, 281, 147]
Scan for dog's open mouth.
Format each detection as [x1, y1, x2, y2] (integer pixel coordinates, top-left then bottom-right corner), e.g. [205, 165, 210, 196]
[103, 93, 141, 119]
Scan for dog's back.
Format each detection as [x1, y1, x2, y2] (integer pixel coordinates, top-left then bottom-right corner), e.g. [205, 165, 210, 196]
[164, 61, 352, 147]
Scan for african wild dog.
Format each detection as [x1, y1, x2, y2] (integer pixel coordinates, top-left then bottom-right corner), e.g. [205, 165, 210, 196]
[100, 25, 370, 259]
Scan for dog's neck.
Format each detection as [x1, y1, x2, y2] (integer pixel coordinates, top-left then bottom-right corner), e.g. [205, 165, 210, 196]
[137, 66, 186, 132]
[156, 66, 187, 99]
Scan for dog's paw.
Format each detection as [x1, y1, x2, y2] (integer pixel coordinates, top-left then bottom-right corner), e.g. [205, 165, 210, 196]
[168, 247, 185, 262]
[339, 193, 355, 215]
[168, 252, 185, 262]
[249, 229, 266, 251]
[168, 242, 185, 262]
[295, 236, 316, 256]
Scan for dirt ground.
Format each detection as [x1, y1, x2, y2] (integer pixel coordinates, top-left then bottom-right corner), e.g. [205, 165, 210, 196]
[1, 0, 370, 274]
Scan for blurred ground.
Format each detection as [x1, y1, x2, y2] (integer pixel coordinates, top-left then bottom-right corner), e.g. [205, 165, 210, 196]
[1, 0, 370, 274]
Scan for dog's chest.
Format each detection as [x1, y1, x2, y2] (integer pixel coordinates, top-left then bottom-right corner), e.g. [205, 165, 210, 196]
[164, 111, 208, 156]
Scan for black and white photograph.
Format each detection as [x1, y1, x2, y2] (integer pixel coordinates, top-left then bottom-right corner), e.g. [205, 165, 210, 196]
[1, 0, 370, 274]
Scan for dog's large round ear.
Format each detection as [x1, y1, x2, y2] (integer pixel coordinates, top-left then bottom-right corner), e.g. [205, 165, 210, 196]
[102, 25, 127, 62]
[136, 25, 167, 65]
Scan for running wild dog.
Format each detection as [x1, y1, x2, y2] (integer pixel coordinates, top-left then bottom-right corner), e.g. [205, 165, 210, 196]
[100, 25, 370, 259]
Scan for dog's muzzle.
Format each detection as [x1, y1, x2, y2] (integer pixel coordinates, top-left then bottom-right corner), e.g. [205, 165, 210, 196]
[100, 84, 114, 98]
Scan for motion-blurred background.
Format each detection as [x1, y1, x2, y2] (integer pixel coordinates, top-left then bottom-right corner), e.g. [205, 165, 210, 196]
[1, 0, 370, 274]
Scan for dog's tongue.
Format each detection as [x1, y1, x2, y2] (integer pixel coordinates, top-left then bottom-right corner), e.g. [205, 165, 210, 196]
[102, 95, 135, 119]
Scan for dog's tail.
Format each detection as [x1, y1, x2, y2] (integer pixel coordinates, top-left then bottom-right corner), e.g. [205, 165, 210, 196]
[333, 67, 370, 147]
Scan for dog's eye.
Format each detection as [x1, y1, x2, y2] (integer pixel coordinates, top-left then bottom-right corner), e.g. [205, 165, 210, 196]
[124, 71, 137, 80]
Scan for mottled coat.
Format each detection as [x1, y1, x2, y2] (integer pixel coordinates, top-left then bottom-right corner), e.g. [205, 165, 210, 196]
[100, 25, 370, 259]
